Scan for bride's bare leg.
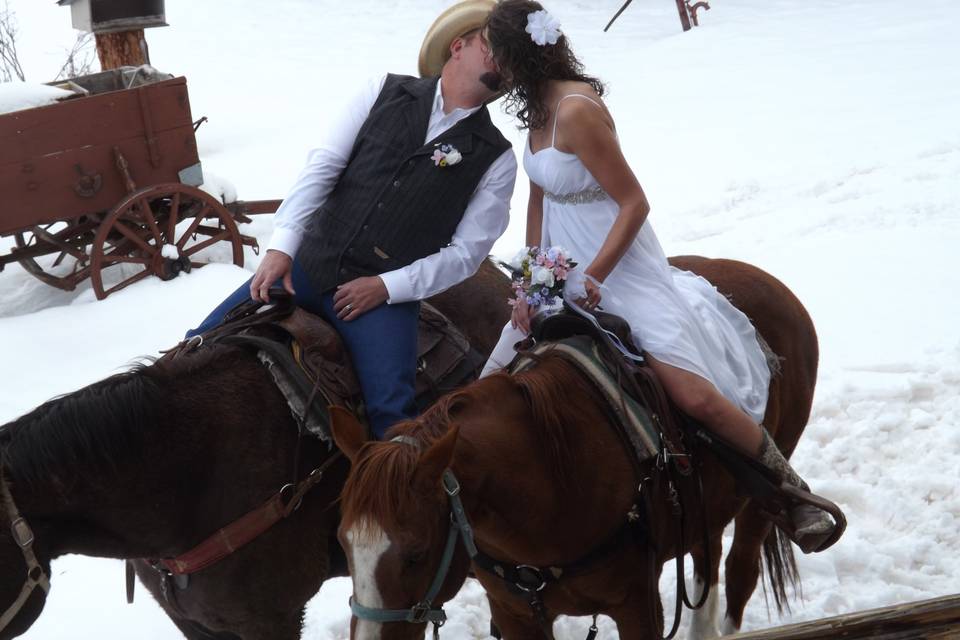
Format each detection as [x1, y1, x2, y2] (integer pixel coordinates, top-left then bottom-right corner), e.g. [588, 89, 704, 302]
[644, 354, 837, 550]
[644, 354, 762, 455]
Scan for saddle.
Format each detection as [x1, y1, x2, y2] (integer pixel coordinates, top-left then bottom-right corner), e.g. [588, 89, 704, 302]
[516, 306, 846, 554]
[162, 290, 483, 441]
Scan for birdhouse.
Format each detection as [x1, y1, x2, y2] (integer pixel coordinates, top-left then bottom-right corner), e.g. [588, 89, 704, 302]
[56, 0, 167, 34]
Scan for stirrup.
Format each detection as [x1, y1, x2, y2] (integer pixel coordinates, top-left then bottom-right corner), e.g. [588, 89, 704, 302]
[761, 483, 847, 553]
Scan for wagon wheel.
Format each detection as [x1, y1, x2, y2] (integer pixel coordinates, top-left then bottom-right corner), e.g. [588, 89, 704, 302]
[13, 218, 99, 291]
[90, 183, 244, 300]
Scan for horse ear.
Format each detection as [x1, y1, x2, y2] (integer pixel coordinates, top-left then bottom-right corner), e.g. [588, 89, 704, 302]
[412, 426, 460, 494]
[330, 406, 369, 463]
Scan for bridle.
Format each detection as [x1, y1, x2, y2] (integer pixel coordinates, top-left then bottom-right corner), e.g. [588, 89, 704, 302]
[349, 468, 473, 640]
[0, 471, 49, 635]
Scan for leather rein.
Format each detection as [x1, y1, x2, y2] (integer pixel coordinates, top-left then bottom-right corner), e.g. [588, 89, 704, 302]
[0, 471, 50, 634]
[348, 439, 633, 640]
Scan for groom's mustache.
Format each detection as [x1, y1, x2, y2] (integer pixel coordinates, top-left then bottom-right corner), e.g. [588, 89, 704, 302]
[480, 71, 503, 92]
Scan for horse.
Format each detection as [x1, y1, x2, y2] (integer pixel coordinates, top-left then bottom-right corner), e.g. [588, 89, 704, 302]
[0, 259, 513, 640]
[331, 256, 820, 639]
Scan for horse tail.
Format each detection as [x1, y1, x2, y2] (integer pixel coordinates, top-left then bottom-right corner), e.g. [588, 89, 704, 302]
[761, 524, 801, 613]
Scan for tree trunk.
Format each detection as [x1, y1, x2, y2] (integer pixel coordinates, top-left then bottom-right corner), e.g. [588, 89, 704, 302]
[94, 29, 149, 69]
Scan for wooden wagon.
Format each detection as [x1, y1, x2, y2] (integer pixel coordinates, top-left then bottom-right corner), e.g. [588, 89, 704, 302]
[0, 67, 280, 299]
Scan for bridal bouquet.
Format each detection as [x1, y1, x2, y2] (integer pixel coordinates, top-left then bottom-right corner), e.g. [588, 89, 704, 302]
[507, 246, 577, 309]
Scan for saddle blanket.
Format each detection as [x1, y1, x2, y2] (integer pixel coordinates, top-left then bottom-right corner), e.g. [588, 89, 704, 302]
[509, 335, 661, 461]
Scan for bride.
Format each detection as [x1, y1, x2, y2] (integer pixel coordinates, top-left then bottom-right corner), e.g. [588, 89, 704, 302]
[480, 0, 835, 549]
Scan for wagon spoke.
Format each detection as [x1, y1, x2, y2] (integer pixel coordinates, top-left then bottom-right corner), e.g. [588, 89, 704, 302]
[137, 197, 163, 244]
[182, 230, 233, 257]
[103, 268, 152, 297]
[166, 192, 181, 242]
[101, 255, 150, 265]
[176, 205, 211, 250]
[113, 221, 156, 255]
[31, 225, 89, 261]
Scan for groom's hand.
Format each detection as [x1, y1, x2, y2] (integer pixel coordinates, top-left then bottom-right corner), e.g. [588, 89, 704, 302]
[334, 276, 389, 321]
[250, 250, 295, 302]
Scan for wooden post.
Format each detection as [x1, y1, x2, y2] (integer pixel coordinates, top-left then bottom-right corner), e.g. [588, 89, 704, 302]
[94, 29, 149, 70]
[728, 594, 960, 640]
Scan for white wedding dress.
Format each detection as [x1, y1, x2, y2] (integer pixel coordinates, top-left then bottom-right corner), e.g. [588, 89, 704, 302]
[483, 95, 771, 423]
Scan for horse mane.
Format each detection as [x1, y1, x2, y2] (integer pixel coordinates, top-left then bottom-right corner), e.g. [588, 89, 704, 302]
[0, 344, 246, 494]
[341, 353, 603, 532]
[340, 390, 470, 533]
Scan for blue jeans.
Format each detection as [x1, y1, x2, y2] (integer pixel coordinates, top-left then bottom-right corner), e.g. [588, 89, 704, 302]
[187, 261, 419, 439]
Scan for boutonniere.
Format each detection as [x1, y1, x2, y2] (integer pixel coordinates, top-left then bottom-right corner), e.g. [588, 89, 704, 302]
[431, 143, 463, 168]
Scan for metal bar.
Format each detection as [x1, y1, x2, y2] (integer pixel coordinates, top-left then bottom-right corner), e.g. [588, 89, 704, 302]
[175, 205, 211, 250]
[181, 230, 233, 257]
[224, 199, 283, 217]
[675, 0, 693, 31]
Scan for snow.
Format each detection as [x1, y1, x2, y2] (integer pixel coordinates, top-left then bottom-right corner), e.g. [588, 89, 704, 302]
[0, 82, 73, 114]
[1, 0, 959, 638]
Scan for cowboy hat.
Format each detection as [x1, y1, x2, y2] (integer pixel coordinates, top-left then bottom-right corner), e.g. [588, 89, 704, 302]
[418, 0, 497, 77]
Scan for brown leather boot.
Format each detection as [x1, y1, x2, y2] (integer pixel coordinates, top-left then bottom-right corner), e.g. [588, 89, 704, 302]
[758, 427, 837, 551]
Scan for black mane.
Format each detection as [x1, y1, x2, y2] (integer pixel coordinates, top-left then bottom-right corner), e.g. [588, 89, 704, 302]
[0, 345, 237, 494]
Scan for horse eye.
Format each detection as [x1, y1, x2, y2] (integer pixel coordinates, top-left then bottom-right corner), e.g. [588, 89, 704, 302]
[402, 550, 427, 567]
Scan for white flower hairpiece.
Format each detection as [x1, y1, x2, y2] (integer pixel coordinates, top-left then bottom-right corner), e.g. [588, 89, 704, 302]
[525, 10, 561, 46]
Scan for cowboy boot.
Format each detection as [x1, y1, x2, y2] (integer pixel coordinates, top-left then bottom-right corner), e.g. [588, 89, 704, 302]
[757, 427, 837, 550]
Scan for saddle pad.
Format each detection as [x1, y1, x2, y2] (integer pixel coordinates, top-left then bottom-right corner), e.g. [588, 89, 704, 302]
[254, 304, 482, 442]
[510, 335, 661, 461]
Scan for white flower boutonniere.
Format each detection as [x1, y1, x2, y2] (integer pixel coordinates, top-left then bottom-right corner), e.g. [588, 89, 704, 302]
[432, 143, 463, 168]
[526, 10, 561, 46]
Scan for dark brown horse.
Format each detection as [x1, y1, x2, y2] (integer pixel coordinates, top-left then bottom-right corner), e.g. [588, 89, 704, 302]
[332, 257, 819, 639]
[0, 260, 512, 640]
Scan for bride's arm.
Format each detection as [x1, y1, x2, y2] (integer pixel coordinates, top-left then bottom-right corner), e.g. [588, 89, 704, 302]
[526, 179, 544, 247]
[558, 99, 650, 284]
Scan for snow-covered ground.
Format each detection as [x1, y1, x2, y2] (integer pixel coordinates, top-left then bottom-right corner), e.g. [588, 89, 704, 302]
[1, 0, 958, 638]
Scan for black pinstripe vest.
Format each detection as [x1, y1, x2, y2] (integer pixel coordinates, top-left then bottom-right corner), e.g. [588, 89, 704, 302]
[296, 74, 511, 294]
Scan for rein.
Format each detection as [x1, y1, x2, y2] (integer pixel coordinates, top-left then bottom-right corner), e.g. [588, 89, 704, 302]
[0, 472, 50, 634]
[349, 466, 615, 640]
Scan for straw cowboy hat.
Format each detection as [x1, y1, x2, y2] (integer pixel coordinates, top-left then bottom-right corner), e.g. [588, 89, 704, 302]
[418, 0, 497, 77]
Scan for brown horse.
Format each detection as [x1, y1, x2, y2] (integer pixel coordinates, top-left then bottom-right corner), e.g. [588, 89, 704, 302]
[0, 260, 512, 640]
[332, 256, 819, 639]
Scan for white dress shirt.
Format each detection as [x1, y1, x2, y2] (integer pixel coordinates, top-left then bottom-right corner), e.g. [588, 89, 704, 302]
[267, 74, 517, 304]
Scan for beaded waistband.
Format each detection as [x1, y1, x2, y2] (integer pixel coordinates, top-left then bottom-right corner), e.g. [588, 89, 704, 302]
[543, 185, 609, 205]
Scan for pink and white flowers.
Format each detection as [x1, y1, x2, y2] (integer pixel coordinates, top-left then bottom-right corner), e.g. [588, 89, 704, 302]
[507, 245, 577, 308]
[431, 143, 462, 167]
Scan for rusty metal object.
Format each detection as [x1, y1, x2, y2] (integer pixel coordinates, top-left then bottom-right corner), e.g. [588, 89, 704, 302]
[687, 1, 710, 26]
[73, 164, 103, 198]
[675, 0, 693, 31]
[605, 0, 709, 33]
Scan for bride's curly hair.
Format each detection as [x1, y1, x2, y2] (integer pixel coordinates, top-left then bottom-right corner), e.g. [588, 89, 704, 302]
[484, 0, 605, 131]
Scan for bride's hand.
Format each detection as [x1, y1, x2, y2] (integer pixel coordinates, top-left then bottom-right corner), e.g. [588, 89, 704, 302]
[511, 297, 535, 333]
[576, 277, 603, 312]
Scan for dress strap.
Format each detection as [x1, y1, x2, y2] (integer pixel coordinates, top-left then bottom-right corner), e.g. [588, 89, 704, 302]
[551, 94, 604, 147]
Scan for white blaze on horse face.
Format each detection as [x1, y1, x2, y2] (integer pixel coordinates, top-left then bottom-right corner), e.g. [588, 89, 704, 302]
[346, 520, 392, 640]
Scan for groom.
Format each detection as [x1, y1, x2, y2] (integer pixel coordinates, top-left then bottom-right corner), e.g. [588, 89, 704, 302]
[188, 0, 516, 440]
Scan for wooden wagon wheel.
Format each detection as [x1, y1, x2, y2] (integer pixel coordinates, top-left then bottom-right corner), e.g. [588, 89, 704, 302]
[13, 218, 99, 291]
[90, 183, 244, 300]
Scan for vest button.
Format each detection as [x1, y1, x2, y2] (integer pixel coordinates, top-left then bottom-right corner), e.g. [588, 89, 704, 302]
[346, 247, 354, 255]
[393, 180, 400, 187]
[377, 202, 384, 209]
[362, 224, 369, 230]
